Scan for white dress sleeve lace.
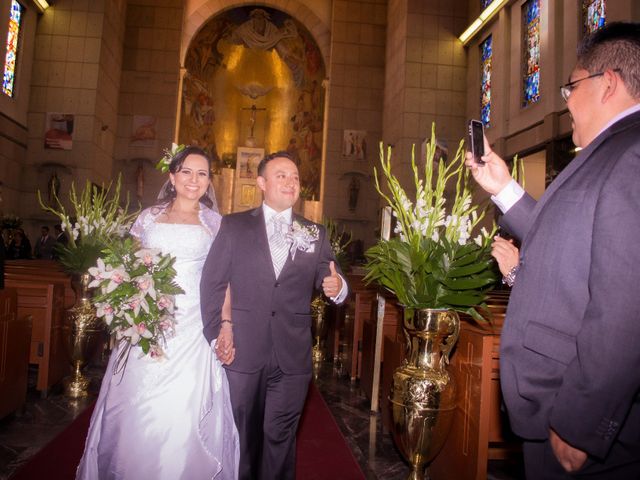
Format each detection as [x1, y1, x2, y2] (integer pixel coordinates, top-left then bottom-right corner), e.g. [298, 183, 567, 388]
[130, 207, 159, 239]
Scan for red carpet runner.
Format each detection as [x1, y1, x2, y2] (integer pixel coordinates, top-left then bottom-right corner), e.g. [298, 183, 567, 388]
[11, 382, 364, 479]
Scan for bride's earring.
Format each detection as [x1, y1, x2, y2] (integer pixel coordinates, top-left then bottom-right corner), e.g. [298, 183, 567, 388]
[170, 183, 176, 194]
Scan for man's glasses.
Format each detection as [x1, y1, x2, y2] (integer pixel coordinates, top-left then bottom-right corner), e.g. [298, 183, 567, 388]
[560, 69, 621, 101]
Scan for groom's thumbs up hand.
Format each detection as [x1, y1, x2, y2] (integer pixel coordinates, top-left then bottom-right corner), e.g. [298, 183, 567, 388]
[322, 261, 342, 298]
[329, 261, 337, 276]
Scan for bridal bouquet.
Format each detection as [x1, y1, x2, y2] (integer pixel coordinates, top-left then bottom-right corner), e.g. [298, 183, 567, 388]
[89, 237, 184, 367]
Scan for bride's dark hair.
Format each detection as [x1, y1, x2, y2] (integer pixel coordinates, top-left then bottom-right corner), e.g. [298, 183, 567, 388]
[156, 145, 218, 210]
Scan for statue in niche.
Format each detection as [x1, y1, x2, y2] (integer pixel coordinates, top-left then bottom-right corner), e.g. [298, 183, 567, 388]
[348, 176, 360, 212]
[48, 172, 61, 203]
[136, 163, 144, 200]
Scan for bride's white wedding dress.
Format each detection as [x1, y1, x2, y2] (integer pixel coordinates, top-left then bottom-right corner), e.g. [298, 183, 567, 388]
[77, 211, 239, 479]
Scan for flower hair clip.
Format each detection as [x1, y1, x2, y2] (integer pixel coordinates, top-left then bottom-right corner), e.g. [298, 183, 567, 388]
[156, 143, 186, 173]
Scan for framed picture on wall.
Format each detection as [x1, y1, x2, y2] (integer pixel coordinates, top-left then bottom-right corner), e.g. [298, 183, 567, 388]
[233, 147, 264, 212]
[240, 184, 256, 207]
[236, 147, 264, 180]
[342, 130, 367, 160]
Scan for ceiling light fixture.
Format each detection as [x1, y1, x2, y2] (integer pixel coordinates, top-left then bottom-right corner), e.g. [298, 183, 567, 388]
[33, 0, 50, 13]
[459, 0, 509, 45]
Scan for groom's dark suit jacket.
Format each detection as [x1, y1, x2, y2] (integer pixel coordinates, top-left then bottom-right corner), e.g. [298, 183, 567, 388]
[201, 207, 343, 374]
[499, 110, 640, 462]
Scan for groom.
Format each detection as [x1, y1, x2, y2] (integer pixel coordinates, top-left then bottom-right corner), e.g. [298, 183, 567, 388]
[200, 152, 348, 479]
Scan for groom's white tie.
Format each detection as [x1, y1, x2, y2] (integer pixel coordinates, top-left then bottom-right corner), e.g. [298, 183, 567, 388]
[269, 214, 290, 278]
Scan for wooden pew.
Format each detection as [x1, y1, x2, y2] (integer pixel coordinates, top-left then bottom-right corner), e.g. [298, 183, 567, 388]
[324, 303, 345, 363]
[360, 296, 401, 403]
[0, 288, 32, 419]
[5, 261, 71, 395]
[343, 273, 376, 381]
[429, 291, 521, 480]
[5, 260, 75, 309]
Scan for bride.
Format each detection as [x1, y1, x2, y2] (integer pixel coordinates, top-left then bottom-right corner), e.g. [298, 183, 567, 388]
[77, 146, 239, 479]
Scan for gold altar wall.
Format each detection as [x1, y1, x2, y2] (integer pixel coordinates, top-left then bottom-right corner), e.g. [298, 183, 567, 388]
[179, 6, 326, 211]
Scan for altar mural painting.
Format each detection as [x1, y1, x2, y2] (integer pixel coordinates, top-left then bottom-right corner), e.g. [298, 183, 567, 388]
[180, 7, 326, 211]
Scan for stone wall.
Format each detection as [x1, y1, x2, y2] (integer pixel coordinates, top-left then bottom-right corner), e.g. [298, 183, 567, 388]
[114, 0, 183, 208]
[323, 0, 387, 250]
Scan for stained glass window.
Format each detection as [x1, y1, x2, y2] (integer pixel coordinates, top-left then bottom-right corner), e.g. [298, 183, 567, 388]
[522, 0, 540, 107]
[480, 35, 492, 127]
[2, 0, 23, 97]
[481, 0, 493, 10]
[582, 0, 606, 35]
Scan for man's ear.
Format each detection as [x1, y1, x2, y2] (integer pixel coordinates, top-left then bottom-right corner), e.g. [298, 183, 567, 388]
[256, 175, 266, 192]
[601, 69, 619, 103]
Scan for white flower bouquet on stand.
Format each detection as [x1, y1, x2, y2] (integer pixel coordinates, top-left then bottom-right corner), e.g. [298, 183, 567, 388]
[365, 124, 498, 323]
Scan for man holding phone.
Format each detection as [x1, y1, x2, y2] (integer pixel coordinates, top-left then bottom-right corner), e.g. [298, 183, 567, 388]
[466, 22, 640, 479]
[468, 119, 485, 164]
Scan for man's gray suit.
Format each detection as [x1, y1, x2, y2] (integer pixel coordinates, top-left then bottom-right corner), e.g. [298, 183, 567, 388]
[500, 110, 640, 476]
[200, 207, 343, 479]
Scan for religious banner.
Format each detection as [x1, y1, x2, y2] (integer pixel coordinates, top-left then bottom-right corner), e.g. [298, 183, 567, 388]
[130, 115, 157, 147]
[44, 113, 74, 150]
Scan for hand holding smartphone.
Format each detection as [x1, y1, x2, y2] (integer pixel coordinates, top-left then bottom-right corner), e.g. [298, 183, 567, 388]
[468, 119, 485, 165]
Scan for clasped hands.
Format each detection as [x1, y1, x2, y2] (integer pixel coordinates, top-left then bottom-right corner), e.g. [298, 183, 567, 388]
[214, 323, 235, 365]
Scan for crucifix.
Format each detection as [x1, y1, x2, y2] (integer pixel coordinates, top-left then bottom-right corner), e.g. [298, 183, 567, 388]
[241, 104, 266, 147]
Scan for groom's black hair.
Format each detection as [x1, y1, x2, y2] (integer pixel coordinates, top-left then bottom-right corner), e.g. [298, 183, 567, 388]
[257, 151, 295, 177]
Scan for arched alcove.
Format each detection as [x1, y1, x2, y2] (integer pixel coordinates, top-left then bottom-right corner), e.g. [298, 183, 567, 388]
[179, 6, 327, 212]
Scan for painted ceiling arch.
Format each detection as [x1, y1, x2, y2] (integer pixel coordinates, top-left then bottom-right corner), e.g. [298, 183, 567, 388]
[181, 0, 331, 70]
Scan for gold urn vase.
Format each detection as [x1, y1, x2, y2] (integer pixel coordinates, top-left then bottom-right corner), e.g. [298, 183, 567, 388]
[310, 296, 327, 363]
[62, 273, 104, 397]
[389, 308, 460, 480]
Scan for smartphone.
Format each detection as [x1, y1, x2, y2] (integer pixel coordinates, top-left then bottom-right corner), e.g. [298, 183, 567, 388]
[468, 119, 485, 164]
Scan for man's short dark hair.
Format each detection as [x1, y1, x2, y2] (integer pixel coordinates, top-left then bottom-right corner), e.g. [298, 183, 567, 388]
[577, 22, 640, 99]
[257, 151, 295, 177]
[41, 226, 49, 233]
[54, 224, 62, 233]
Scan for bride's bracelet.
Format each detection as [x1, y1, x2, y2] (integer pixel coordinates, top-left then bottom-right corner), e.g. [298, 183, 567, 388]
[502, 265, 519, 287]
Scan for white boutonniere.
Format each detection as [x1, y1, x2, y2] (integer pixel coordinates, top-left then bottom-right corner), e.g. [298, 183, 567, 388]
[287, 221, 319, 260]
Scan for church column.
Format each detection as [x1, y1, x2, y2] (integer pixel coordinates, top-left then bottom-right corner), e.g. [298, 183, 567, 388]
[318, 78, 330, 211]
[173, 66, 187, 142]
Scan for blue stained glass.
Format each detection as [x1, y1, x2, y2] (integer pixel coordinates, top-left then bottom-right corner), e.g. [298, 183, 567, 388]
[2, 0, 23, 97]
[583, 0, 606, 35]
[522, 0, 540, 106]
[480, 35, 492, 127]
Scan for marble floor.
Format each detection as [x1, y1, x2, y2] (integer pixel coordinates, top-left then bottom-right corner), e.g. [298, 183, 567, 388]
[0, 361, 524, 480]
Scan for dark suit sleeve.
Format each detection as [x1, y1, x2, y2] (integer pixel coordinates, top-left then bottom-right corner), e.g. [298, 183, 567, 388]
[549, 148, 640, 459]
[200, 215, 233, 343]
[313, 225, 348, 304]
[499, 192, 537, 241]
